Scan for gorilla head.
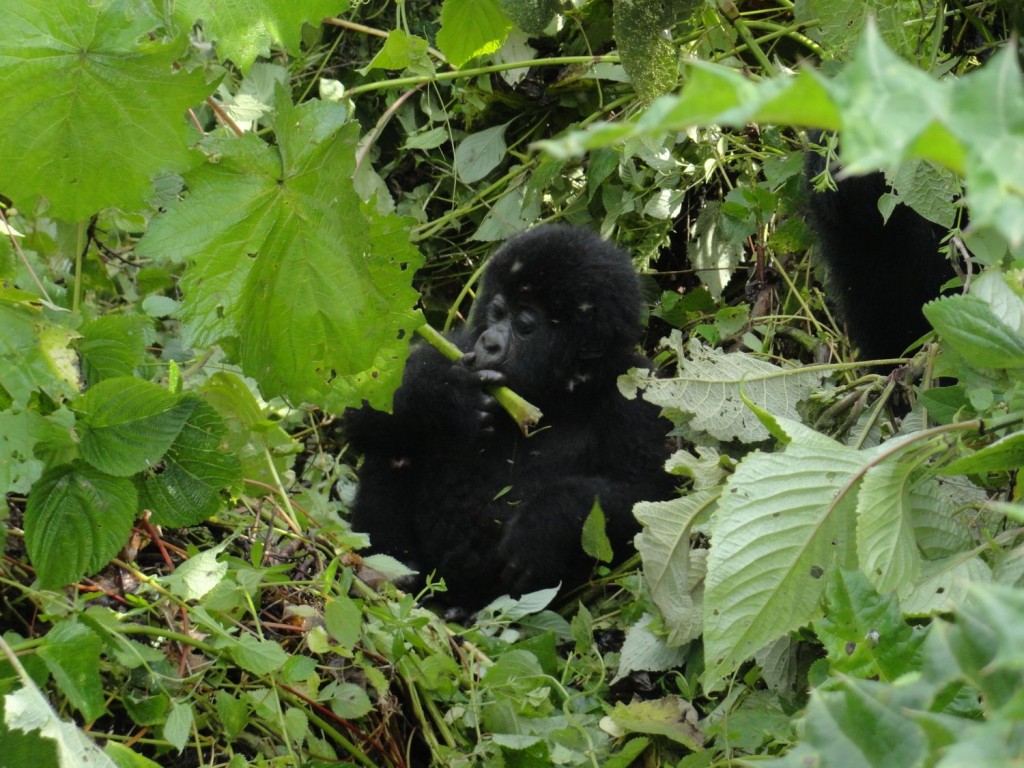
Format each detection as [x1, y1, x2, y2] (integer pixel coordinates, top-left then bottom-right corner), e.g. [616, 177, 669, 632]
[464, 225, 645, 406]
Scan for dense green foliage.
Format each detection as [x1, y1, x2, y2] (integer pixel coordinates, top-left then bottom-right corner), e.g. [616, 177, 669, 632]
[1, 0, 1023, 766]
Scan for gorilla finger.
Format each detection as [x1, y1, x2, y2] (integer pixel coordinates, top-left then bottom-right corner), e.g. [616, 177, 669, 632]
[476, 369, 507, 387]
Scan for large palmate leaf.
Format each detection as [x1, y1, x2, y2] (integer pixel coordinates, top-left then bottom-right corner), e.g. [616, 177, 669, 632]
[0, 0, 214, 220]
[173, 0, 349, 73]
[139, 96, 423, 411]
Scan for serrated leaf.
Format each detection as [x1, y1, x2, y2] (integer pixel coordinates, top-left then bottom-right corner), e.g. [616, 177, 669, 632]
[162, 542, 229, 600]
[581, 500, 613, 563]
[437, 0, 512, 68]
[139, 398, 242, 526]
[75, 378, 194, 477]
[363, 29, 431, 73]
[162, 701, 194, 752]
[923, 295, 1024, 370]
[229, 635, 289, 676]
[77, 315, 153, 387]
[0, 0, 213, 220]
[25, 463, 137, 589]
[635, 493, 716, 646]
[0, 407, 75, 494]
[814, 569, 923, 681]
[139, 98, 424, 412]
[625, 338, 825, 443]
[0, 299, 80, 407]
[37, 622, 106, 723]
[173, 0, 349, 73]
[199, 372, 298, 494]
[703, 437, 864, 688]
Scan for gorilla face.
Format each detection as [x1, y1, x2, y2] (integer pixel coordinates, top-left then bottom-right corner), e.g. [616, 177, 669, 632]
[464, 293, 564, 401]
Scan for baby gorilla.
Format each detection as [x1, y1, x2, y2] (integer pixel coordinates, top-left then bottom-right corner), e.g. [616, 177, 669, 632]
[343, 224, 675, 609]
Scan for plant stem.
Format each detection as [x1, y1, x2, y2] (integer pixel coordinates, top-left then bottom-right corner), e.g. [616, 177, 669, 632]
[414, 323, 543, 433]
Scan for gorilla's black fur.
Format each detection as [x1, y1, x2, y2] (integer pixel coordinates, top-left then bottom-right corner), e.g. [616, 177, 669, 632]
[804, 150, 957, 360]
[344, 224, 675, 608]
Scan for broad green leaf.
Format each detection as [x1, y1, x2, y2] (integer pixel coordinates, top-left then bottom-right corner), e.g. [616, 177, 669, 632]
[703, 437, 863, 688]
[139, 398, 242, 526]
[898, 554, 991, 616]
[328, 682, 373, 719]
[856, 459, 923, 593]
[140, 98, 424, 412]
[363, 29, 432, 73]
[814, 569, 924, 681]
[437, 0, 512, 68]
[832, 24, 954, 174]
[75, 378, 195, 477]
[199, 372, 298, 494]
[162, 701, 194, 752]
[230, 635, 289, 675]
[581, 500, 613, 563]
[799, 678, 927, 767]
[0, 407, 74, 495]
[940, 431, 1024, 475]
[923, 295, 1024, 370]
[613, 0, 678, 102]
[214, 691, 248, 741]
[0, 0, 213, 220]
[795, 0, 943, 65]
[455, 122, 511, 184]
[624, 338, 824, 444]
[37, 622, 106, 723]
[3, 684, 115, 768]
[614, 614, 687, 683]
[609, 696, 703, 749]
[949, 45, 1024, 247]
[0, 299, 80, 407]
[174, 0, 349, 73]
[162, 541, 229, 600]
[635, 492, 716, 646]
[25, 462, 137, 589]
[324, 596, 362, 653]
[77, 315, 152, 387]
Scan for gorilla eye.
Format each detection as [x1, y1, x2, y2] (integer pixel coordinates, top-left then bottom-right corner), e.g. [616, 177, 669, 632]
[515, 310, 539, 335]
